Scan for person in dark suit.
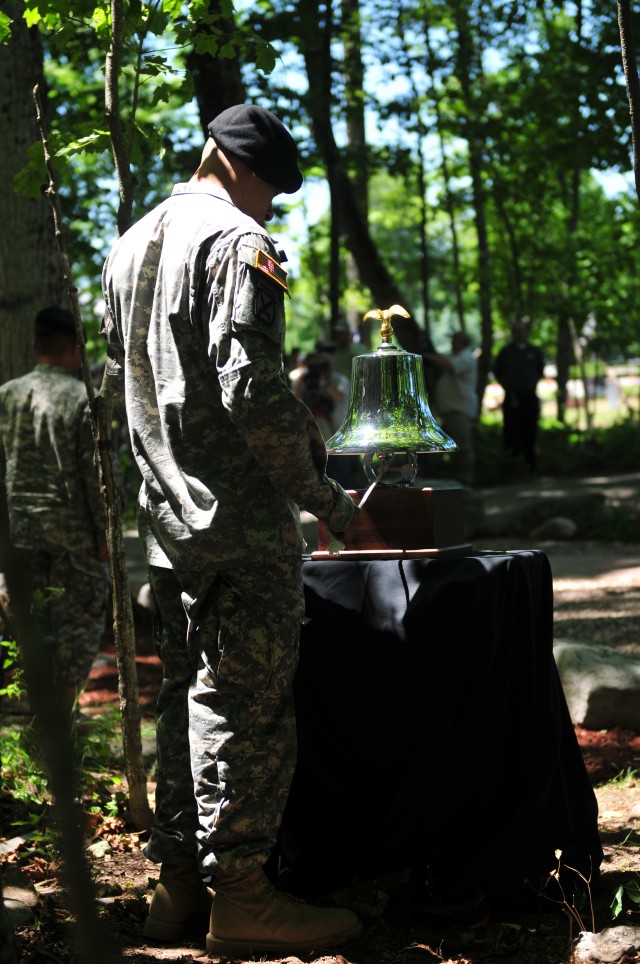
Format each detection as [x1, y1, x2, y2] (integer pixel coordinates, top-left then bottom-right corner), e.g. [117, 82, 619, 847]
[493, 318, 545, 471]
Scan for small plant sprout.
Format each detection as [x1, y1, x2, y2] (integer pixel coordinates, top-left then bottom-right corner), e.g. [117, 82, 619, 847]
[543, 849, 596, 939]
[609, 766, 639, 787]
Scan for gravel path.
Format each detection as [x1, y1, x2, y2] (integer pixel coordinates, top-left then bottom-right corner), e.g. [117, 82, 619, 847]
[474, 471, 640, 654]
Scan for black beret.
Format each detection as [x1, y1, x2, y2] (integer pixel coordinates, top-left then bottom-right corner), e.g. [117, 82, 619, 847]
[207, 104, 303, 195]
[34, 307, 77, 341]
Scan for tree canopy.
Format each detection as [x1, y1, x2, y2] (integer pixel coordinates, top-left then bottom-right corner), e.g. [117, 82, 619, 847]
[2, 0, 640, 411]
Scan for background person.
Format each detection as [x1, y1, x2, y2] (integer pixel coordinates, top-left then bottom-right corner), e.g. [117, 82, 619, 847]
[0, 307, 109, 717]
[298, 351, 354, 489]
[493, 318, 545, 471]
[284, 345, 302, 375]
[317, 320, 368, 490]
[424, 330, 479, 486]
[331, 317, 367, 382]
[296, 351, 349, 442]
[101, 103, 361, 958]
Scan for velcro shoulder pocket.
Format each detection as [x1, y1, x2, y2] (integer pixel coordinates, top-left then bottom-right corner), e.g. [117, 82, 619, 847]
[233, 241, 287, 344]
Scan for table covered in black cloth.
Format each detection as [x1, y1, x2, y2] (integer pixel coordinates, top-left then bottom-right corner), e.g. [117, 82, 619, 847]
[272, 550, 603, 907]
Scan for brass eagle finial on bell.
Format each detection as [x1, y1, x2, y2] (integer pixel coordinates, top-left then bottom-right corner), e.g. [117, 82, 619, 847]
[362, 304, 410, 346]
[326, 305, 456, 485]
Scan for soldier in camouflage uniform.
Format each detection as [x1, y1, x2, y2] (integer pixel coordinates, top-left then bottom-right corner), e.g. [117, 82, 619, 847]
[101, 104, 362, 957]
[0, 307, 109, 715]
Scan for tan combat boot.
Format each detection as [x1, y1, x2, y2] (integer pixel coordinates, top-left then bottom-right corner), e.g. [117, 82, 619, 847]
[143, 862, 211, 941]
[206, 869, 363, 956]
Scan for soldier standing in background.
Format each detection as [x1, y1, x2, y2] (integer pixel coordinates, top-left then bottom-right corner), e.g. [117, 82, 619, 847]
[101, 104, 361, 958]
[0, 307, 109, 716]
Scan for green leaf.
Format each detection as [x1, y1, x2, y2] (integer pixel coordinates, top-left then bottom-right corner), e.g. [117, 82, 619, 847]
[192, 33, 220, 57]
[56, 131, 112, 157]
[626, 879, 640, 905]
[611, 884, 624, 919]
[218, 40, 237, 59]
[23, 7, 42, 28]
[188, 0, 219, 20]
[13, 142, 47, 200]
[150, 81, 175, 107]
[140, 54, 178, 78]
[162, 0, 184, 19]
[611, 879, 640, 920]
[255, 41, 277, 74]
[89, 6, 109, 32]
[0, 10, 13, 43]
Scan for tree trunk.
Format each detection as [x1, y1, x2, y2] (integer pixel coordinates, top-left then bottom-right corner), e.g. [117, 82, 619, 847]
[0, 0, 69, 384]
[0, 535, 117, 963]
[100, 0, 153, 829]
[313, 0, 342, 328]
[617, 0, 640, 206]
[424, 17, 465, 333]
[556, 312, 573, 422]
[396, 11, 432, 340]
[341, 0, 368, 336]
[333, 162, 422, 349]
[451, 0, 493, 400]
[469, 142, 493, 401]
[298, 0, 422, 351]
[188, 0, 246, 138]
[104, 0, 136, 237]
[569, 317, 593, 433]
[491, 179, 525, 318]
[0, 867, 18, 962]
[555, 0, 583, 424]
[35, 81, 152, 831]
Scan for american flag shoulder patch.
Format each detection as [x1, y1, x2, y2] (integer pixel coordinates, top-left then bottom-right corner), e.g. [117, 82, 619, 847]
[254, 248, 288, 292]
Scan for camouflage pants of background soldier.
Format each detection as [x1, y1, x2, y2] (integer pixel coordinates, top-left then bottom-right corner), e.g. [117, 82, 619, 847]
[145, 554, 305, 882]
[16, 549, 109, 690]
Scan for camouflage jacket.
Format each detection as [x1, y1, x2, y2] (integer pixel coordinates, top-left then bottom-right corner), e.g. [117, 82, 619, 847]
[101, 182, 355, 570]
[0, 364, 106, 554]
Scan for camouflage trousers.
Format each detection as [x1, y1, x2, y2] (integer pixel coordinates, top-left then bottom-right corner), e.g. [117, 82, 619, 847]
[15, 549, 109, 689]
[145, 555, 305, 882]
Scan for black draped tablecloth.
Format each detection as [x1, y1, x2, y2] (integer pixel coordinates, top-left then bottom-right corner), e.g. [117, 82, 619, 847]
[272, 550, 603, 907]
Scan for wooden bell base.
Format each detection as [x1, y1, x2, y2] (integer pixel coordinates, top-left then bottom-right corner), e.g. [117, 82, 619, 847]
[312, 486, 471, 560]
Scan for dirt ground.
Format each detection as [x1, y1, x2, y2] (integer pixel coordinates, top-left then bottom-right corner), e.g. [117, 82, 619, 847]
[4, 473, 640, 963]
